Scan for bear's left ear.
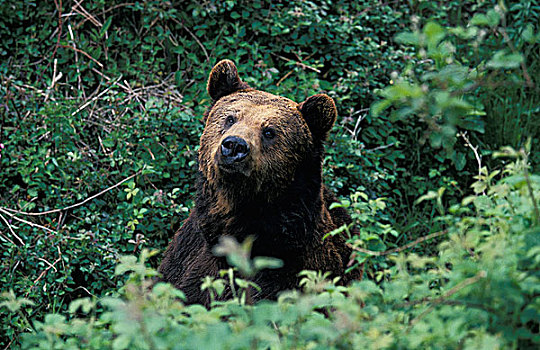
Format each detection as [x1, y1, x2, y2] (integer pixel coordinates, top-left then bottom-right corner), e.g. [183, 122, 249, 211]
[298, 94, 337, 140]
[207, 59, 250, 101]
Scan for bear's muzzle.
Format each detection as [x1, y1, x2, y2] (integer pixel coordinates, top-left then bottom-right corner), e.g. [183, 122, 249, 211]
[216, 136, 253, 177]
[220, 136, 250, 163]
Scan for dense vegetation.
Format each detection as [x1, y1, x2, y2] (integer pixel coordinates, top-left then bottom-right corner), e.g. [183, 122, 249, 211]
[0, 0, 538, 348]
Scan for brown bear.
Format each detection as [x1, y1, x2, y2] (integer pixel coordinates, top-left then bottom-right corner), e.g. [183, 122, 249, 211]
[158, 60, 359, 306]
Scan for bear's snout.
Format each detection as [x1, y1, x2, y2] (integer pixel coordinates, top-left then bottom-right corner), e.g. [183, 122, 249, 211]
[220, 136, 250, 164]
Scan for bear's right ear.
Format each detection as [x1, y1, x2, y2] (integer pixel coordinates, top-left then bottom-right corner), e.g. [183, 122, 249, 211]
[207, 60, 250, 101]
[298, 94, 337, 141]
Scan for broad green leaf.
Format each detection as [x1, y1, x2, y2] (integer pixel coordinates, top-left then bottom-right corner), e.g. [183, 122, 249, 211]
[423, 22, 445, 48]
[453, 151, 467, 171]
[470, 14, 489, 26]
[395, 31, 419, 45]
[486, 9, 500, 27]
[487, 51, 523, 69]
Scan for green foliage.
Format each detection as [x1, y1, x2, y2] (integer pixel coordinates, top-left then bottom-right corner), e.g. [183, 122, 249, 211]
[0, 0, 538, 348]
[373, 5, 538, 169]
[14, 151, 540, 348]
[213, 236, 284, 278]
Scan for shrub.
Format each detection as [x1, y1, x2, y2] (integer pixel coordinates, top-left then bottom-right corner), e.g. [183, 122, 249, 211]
[14, 147, 540, 349]
[0, 1, 538, 348]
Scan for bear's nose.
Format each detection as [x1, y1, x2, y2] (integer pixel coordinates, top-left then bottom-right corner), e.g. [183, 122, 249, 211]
[220, 136, 250, 162]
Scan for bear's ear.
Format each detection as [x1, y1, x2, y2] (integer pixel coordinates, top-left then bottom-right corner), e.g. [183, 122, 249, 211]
[298, 94, 337, 140]
[207, 60, 250, 101]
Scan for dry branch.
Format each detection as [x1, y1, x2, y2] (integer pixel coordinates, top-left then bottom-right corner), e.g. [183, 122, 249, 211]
[407, 271, 487, 330]
[271, 53, 321, 73]
[349, 229, 449, 257]
[0, 169, 142, 217]
[0, 212, 24, 246]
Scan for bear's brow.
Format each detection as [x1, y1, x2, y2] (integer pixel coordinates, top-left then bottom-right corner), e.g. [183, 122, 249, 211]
[220, 100, 295, 116]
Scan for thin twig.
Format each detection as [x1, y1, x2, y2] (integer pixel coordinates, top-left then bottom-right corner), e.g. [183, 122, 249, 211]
[348, 229, 449, 257]
[497, 27, 533, 88]
[67, 23, 84, 96]
[44, 58, 62, 102]
[91, 67, 113, 81]
[363, 142, 395, 153]
[399, 296, 497, 315]
[0, 208, 58, 235]
[271, 53, 321, 73]
[71, 285, 96, 297]
[10, 82, 47, 97]
[71, 76, 122, 116]
[0, 169, 142, 217]
[276, 70, 294, 86]
[60, 45, 103, 67]
[459, 131, 482, 179]
[351, 108, 369, 141]
[75, 2, 135, 29]
[0, 212, 25, 245]
[407, 271, 487, 330]
[172, 18, 210, 62]
[121, 79, 146, 112]
[141, 144, 155, 160]
[38, 258, 58, 272]
[73, 0, 102, 27]
[97, 135, 113, 157]
[49, 0, 63, 69]
[26, 258, 62, 297]
[0, 229, 16, 246]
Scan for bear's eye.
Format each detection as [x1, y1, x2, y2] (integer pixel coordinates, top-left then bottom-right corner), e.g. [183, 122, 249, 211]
[225, 115, 236, 127]
[262, 128, 276, 140]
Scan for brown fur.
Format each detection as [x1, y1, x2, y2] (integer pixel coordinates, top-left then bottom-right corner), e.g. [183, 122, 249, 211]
[158, 60, 359, 306]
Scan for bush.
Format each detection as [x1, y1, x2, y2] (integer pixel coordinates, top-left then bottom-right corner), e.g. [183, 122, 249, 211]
[15, 149, 540, 349]
[0, 0, 538, 348]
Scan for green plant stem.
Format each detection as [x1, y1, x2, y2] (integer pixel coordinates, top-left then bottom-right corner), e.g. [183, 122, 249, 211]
[523, 166, 539, 225]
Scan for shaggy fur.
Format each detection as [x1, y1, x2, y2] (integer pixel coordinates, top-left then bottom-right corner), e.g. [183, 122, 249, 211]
[158, 60, 358, 306]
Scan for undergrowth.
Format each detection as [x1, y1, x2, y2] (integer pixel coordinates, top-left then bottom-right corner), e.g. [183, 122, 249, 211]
[0, 1, 538, 348]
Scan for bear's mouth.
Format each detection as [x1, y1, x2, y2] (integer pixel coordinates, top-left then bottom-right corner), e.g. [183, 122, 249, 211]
[215, 153, 253, 177]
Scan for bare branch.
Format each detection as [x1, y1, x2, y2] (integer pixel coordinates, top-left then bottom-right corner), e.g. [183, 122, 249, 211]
[0, 212, 24, 245]
[0, 169, 142, 217]
[25, 258, 62, 297]
[71, 76, 122, 116]
[0, 208, 58, 235]
[271, 53, 321, 73]
[348, 229, 449, 257]
[171, 18, 210, 63]
[459, 131, 482, 179]
[408, 271, 487, 330]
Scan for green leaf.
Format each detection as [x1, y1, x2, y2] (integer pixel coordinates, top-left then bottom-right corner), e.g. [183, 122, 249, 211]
[100, 17, 112, 37]
[521, 24, 537, 43]
[68, 298, 93, 314]
[27, 188, 38, 197]
[395, 31, 419, 45]
[114, 256, 138, 275]
[458, 114, 485, 133]
[453, 151, 466, 171]
[448, 26, 478, 39]
[415, 190, 438, 204]
[253, 257, 283, 270]
[487, 51, 523, 69]
[470, 14, 488, 26]
[371, 99, 392, 117]
[0, 291, 34, 312]
[486, 9, 500, 27]
[423, 22, 445, 48]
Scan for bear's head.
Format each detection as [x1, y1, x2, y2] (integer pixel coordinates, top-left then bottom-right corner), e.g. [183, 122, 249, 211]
[199, 60, 337, 203]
